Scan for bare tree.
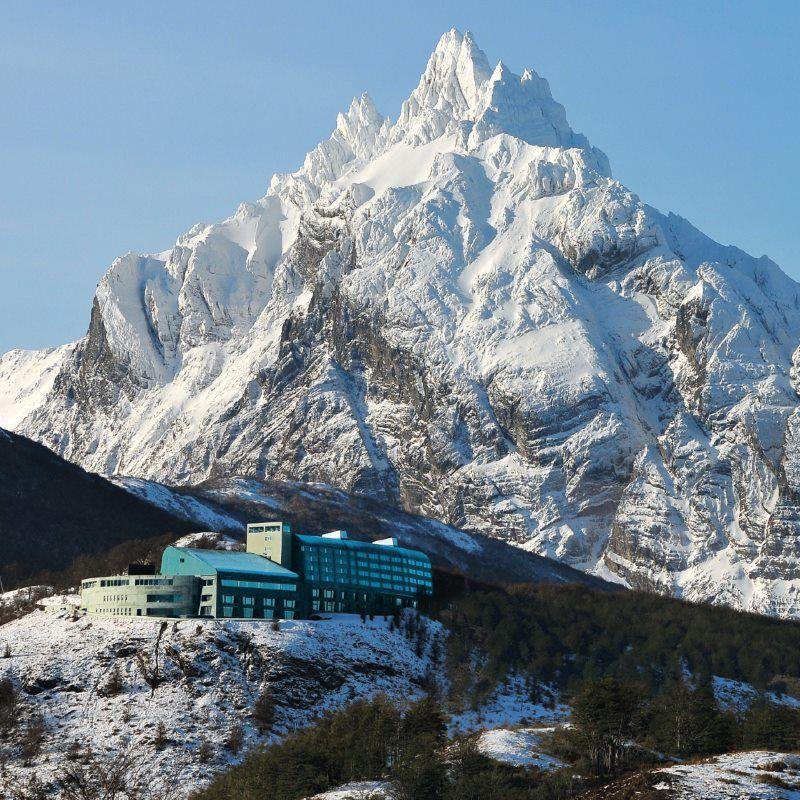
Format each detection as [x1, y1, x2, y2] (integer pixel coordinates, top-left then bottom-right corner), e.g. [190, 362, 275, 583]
[56, 743, 179, 800]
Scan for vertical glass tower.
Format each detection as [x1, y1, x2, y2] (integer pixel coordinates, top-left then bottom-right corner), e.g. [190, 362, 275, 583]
[291, 531, 434, 614]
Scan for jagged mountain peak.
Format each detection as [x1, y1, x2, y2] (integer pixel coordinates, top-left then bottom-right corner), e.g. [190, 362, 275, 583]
[3, 28, 800, 619]
[388, 28, 600, 155]
[334, 92, 385, 158]
[411, 27, 492, 115]
[300, 29, 606, 186]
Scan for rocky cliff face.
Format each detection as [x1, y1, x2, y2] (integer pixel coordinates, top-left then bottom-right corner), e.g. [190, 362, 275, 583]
[3, 29, 800, 615]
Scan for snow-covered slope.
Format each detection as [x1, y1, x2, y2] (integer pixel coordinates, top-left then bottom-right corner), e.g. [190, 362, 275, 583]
[655, 753, 800, 799]
[476, 726, 564, 770]
[0, 611, 441, 797]
[3, 29, 800, 616]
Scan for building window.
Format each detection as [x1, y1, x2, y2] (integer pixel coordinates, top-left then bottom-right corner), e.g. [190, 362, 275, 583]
[222, 606, 233, 618]
[243, 607, 254, 618]
[222, 595, 234, 604]
[220, 579, 296, 592]
[146, 594, 176, 603]
[243, 596, 254, 606]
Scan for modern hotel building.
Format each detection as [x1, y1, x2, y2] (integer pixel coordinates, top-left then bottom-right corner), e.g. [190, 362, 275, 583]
[79, 522, 433, 620]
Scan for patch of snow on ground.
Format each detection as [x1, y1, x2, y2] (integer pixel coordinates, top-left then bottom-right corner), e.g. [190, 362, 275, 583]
[0, 585, 53, 609]
[36, 592, 80, 607]
[449, 677, 568, 735]
[307, 781, 393, 800]
[713, 675, 800, 712]
[657, 751, 800, 798]
[476, 726, 564, 771]
[205, 480, 286, 510]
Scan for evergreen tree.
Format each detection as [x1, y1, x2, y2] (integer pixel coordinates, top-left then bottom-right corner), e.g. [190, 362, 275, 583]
[571, 677, 642, 775]
[391, 735, 447, 800]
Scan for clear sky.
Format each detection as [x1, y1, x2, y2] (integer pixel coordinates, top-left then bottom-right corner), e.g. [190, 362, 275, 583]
[1, 0, 798, 354]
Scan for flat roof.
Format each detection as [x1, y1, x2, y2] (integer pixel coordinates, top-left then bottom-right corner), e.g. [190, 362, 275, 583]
[294, 534, 430, 562]
[167, 547, 300, 579]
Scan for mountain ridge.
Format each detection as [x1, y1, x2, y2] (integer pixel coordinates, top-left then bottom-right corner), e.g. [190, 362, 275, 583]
[3, 29, 800, 616]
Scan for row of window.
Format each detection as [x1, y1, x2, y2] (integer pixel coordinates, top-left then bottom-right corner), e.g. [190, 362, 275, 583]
[220, 594, 296, 609]
[300, 545, 428, 569]
[248, 523, 288, 533]
[305, 559, 430, 574]
[93, 607, 135, 616]
[302, 555, 430, 576]
[306, 565, 431, 583]
[134, 578, 174, 586]
[219, 578, 296, 592]
[310, 595, 418, 613]
[304, 568, 432, 592]
[221, 606, 295, 620]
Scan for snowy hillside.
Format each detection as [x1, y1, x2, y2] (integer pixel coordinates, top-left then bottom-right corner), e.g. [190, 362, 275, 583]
[656, 753, 800, 798]
[3, 29, 800, 616]
[0, 610, 442, 797]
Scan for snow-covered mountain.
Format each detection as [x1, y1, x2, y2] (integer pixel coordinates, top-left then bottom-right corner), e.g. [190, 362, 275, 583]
[3, 29, 800, 616]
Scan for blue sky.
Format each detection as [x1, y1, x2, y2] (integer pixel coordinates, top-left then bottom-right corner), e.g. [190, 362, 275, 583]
[1, 0, 798, 353]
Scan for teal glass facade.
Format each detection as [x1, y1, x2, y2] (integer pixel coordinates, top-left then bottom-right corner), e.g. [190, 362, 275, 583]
[161, 546, 301, 619]
[293, 535, 433, 614]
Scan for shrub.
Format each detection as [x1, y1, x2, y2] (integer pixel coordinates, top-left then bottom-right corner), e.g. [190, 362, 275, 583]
[20, 712, 47, 764]
[153, 720, 169, 751]
[197, 737, 214, 764]
[0, 677, 19, 734]
[226, 723, 245, 756]
[99, 664, 124, 697]
[253, 688, 276, 733]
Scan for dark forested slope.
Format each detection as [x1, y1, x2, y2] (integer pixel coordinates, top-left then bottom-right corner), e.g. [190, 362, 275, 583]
[0, 428, 194, 587]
